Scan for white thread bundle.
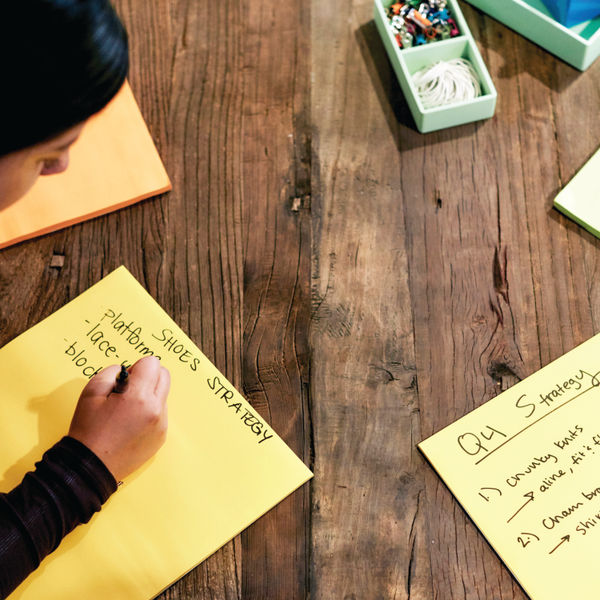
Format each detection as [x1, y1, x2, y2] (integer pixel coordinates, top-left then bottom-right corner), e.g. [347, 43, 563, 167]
[412, 58, 481, 109]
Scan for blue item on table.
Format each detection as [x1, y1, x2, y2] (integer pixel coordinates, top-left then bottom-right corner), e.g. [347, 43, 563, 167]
[541, 0, 600, 27]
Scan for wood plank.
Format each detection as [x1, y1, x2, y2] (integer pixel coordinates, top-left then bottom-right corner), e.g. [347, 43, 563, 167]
[310, 1, 430, 597]
[240, 0, 312, 597]
[116, 1, 245, 597]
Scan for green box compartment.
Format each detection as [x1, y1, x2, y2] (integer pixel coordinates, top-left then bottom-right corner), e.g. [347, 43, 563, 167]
[374, 0, 497, 133]
[464, 0, 600, 70]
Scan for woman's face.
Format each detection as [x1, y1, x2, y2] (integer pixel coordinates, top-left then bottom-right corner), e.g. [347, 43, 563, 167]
[0, 123, 85, 210]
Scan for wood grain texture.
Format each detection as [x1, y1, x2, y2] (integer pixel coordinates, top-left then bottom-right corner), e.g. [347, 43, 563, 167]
[311, 1, 429, 598]
[240, 0, 312, 598]
[311, 0, 600, 598]
[2, 0, 600, 598]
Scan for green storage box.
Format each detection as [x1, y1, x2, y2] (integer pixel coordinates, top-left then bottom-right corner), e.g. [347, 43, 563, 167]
[374, 0, 497, 133]
[464, 0, 600, 70]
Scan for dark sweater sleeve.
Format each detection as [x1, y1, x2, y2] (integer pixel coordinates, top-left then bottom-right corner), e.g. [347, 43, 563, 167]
[0, 436, 117, 599]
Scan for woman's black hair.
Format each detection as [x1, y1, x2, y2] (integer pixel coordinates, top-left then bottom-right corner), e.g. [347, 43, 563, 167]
[0, 0, 128, 155]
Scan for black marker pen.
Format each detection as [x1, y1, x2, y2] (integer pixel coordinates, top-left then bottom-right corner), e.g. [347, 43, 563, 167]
[113, 365, 129, 394]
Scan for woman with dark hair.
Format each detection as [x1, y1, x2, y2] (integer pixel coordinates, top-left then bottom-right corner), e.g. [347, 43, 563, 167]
[0, 2, 170, 597]
[0, 0, 129, 207]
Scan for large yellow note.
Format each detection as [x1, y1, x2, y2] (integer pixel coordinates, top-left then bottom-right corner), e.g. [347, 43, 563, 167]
[419, 335, 600, 599]
[2, 266, 312, 600]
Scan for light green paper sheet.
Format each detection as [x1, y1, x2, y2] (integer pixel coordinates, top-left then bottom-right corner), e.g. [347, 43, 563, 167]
[554, 148, 600, 238]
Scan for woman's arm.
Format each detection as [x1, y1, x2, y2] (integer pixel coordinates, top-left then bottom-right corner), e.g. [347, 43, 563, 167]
[0, 356, 169, 599]
[0, 437, 116, 599]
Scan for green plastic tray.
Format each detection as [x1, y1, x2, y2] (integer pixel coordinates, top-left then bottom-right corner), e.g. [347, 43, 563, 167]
[464, 0, 600, 70]
[374, 0, 497, 133]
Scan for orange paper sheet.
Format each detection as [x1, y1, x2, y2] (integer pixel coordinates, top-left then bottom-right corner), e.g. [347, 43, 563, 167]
[0, 82, 171, 249]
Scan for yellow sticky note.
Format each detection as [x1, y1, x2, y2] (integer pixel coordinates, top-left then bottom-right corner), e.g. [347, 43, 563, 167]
[2, 267, 312, 600]
[554, 148, 600, 238]
[0, 83, 172, 250]
[419, 335, 600, 599]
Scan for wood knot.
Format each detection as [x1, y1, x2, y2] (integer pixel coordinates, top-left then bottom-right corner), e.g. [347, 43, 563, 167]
[492, 246, 508, 301]
[50, 253, 65, 269]
[290, 195, 311, 213]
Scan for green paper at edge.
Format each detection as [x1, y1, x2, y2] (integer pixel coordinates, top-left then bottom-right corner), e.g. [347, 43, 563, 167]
[554, 148, 600, 239]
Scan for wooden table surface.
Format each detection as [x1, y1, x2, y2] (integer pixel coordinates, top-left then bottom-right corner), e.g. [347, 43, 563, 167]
[2, 0, 600, 598]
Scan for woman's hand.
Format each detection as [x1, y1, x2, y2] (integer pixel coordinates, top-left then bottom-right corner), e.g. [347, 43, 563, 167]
[68, 356, 170, 481]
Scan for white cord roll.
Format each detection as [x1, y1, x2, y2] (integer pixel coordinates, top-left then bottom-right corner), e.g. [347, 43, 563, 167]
[412, 58, 481, 109]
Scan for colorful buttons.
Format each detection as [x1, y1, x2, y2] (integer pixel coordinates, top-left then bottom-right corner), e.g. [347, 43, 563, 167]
[386, 0, 460, 48]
